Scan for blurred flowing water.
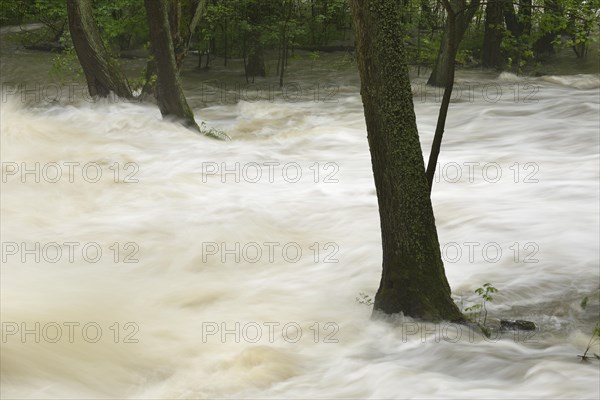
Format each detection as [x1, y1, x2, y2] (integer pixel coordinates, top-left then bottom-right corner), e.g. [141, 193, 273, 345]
[1, 35, 599, 399]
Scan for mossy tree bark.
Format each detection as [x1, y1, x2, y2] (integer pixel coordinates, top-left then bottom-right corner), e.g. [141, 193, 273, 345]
[427, 0, 480, 87]
[144, 0, 199, 131]
[66, 0, 132, 98]
[350, 0, 464, 321]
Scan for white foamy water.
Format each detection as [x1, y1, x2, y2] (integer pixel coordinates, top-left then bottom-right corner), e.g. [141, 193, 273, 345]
[1, 54, 599, 399]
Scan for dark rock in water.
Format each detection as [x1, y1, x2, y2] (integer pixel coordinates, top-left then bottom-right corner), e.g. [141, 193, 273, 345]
[500, 319, 537, 331]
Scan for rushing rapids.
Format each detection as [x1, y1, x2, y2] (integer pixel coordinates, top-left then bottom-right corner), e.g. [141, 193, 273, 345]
[1, 38, 599, 398]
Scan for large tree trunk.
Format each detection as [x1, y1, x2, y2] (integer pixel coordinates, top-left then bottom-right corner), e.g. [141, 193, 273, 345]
[350, 0, 464, 321]
[144, 0, 199, 131]
[66, 0, 132, 98]
[482, 0, 504, 68]
[427, 0, 480, 87]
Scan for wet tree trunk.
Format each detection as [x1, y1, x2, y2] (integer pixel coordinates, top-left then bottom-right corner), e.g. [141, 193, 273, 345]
[144, 0, 199, 131]
[350, 0, 464, 321]
[482, 0, 504, 68]
[66, 0, 132, 98]
[427, 0, 480, 87]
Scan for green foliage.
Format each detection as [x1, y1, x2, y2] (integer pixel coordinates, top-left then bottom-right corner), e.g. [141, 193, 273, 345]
[455, 49, 474, 66]
[6, 0, 148, 54]
[0, 1, 26, 26]
[501, 31, 534, 73]
[199, 122, 231, 141]
[306, 0, 349, 45]
[356, 292, 374, 306]
[29, 0, 67, 36]
[579, 321, 600, 361]
[553, 0, 600, 58]
[308, 50, 320, 69]
[6, 0, 599, 75]
[94, 0, 148, 52]
[463, 283, 498, 338]
[49, 44, 82, 81]
[578, 295, 600, 361]
[4, 0, 67, 45]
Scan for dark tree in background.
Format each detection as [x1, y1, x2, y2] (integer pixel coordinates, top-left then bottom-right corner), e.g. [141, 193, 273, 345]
[482, 0, 504, 68]
[244, 0, 267, 82]
[350, 0, 464, 321]
[66, 0, 132, 98]
[533, 0, 561, 57]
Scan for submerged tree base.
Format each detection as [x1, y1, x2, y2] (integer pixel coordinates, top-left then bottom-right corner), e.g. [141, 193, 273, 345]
[351, 0, 464, 323]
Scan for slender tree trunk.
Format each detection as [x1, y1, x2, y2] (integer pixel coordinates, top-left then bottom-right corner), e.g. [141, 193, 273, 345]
[482, 0, 504, 68]
[243, 37, 249, 83]
[276, 43, 282, 77]
[279, 32, 287, 87]
[223, 22, 228, 66]
[427, 0, 480, 87]
[350, 0, 464, 321]
[205, 46, 211, 69]
[426, 0, 458, 191]
[169, 0, 187, 69]
[144, 0, 199, 131]
[66, 0, 132, 98]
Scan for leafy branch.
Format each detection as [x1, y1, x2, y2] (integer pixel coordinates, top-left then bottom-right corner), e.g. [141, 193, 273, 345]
[464, 283, 498, 337]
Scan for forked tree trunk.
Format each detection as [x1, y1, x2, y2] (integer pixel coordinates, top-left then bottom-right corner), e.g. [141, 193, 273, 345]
[66, 0, 132, 98]
[350, 0, 464, 321]
[427, 0, 480, 87]
[425, 0, 458, 191]
[144, 0, 199, 130]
